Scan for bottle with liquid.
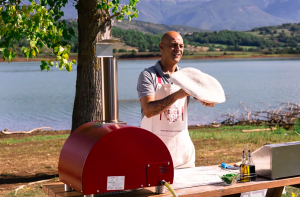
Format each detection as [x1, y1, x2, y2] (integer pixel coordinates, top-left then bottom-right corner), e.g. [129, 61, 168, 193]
[240, 150, 250, 182]
[248, 150, 256, 181]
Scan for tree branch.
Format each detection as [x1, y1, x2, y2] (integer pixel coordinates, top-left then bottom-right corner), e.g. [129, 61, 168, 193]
[109, 12, 120, 20]
[95, 12, 120, 40]
[37, 37, 54, 54]
[19, 0, 26, 6]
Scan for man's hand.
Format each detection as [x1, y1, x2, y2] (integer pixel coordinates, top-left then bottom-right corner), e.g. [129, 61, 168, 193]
[200, 100, 215, 107]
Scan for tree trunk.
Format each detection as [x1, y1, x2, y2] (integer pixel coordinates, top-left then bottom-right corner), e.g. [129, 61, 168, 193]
[71, 0, 111, 132]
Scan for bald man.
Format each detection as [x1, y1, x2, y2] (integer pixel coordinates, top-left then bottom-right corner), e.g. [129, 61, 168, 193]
[137, 31, 195, 168]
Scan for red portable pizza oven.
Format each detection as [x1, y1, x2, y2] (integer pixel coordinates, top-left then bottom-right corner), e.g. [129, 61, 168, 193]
[58, 121, 174, 196]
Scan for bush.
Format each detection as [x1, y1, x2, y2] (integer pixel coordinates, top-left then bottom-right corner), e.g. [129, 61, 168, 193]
[149, 48, 160, 52]
[208, 46, 215, 51]
[183, 51, 190, 55]
[248, 47, 261, 52]
[113, 49, 118, 53]
[139, 48, 146, 52]
[118, 49, 127, 52]
[225, 45, 244, 51]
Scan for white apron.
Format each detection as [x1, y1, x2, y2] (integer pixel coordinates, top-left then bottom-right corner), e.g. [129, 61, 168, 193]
[141, 73, 195, 169]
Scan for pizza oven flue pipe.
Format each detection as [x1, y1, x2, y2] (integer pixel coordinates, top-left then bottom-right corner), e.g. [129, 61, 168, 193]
[100, 57, 119, 123]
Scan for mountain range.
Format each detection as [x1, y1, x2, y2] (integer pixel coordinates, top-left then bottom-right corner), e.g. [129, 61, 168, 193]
[62, 0, 300, 31]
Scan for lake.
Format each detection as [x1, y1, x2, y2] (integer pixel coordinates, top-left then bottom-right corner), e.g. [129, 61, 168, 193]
[1, 58, 300, 131]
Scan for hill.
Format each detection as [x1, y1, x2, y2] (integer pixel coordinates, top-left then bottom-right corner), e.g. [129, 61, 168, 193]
[158, 0, 293, 31]
[2, 20, 300, 59]
[60, 0, 299, 31]
[245, 23, 300, 47]
[113, 19, 209, 35]
[60, 0, 300, 31]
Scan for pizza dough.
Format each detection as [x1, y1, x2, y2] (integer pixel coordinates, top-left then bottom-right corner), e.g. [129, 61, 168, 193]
[170, 67, 226, 103]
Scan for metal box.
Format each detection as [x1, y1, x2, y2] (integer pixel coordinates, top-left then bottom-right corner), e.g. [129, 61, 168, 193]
[96, 39, 119, 57]
[252, 141, 300, 179]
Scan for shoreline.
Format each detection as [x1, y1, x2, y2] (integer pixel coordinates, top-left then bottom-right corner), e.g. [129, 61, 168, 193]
[1, 54, 300, 63]
[0, 124, 221, 134]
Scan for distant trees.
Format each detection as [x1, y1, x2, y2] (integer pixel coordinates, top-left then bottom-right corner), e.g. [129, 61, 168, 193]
[118, 49, 127, 52]
[4, 21, 300, 55]
[264, 47, 300, 54]
[112, 27, 161, 52]
[184, 30, 281, 48]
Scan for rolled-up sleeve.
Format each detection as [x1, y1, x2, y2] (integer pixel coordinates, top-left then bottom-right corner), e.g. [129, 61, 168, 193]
[137, 70, 155, 99]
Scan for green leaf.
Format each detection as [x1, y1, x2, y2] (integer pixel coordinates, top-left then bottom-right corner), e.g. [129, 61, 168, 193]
[0, 48, 5, 53]
[17, 14, 22, 20]
[54, 46, 59, 54]
[26, 51, 30, 60]
[34, 47, 39, 54]
[22, 47, 28, 53]
[30, 41, 37, 48]
[58, 46, 64, 55]
[8, 53, 13, 62]
[68, 27, 75, 36]
[31, 49, 36, 57]
[40, 63, 47, 71]
[48, 60, 54, 67]
[71, 59, 76, 64]
[62, 53, 68, 59]
[66, 64, 72, 72]
[63, 58, 68, 65]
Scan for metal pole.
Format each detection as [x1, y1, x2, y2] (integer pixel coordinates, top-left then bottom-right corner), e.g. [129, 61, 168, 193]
[101, 57, 119, 123]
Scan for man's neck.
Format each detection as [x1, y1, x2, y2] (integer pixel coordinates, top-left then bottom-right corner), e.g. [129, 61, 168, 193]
[159, 60, 177, 75]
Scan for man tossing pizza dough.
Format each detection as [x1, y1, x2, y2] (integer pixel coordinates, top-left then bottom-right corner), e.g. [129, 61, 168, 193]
[137, 31, 225, 169]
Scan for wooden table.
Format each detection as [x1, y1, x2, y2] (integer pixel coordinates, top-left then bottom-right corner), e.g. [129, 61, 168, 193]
[43, 176, 300, 197]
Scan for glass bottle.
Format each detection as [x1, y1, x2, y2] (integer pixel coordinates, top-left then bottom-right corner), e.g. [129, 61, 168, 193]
[240, 150, 250, 182]
[248, 150, 256, 181]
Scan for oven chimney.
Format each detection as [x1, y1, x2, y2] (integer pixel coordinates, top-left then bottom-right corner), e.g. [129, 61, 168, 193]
[96, 39, 124, 123]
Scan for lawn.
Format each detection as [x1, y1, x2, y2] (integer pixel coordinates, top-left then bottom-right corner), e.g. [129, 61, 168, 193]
[0, 125, 300, 196]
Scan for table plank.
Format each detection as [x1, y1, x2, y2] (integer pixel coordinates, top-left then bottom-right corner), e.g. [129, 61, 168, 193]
[265, 187, 284, 197]
[43, 176, 300, 197]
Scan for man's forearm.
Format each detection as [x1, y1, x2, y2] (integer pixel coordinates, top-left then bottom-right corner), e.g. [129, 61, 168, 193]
[147, 94, 176, 116]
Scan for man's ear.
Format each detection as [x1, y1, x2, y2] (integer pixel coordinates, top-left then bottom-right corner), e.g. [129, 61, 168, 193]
[159, 43, 163, 52]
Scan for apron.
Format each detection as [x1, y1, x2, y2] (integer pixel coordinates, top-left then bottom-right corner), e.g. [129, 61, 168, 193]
[141, 73, 195, 169]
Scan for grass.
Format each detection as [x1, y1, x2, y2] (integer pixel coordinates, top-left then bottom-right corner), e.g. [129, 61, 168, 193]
[189, 125, 300, 197]
[190, 125, 300, 166]
[1, 125, 300, 196]
[0, 134, 69, 145]
[5, 185, 48, 197]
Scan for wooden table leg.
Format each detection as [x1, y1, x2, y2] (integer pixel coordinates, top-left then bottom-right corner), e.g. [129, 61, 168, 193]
[290, 184, 300, 189]
[222, 194, 241, 197]
[266, 186, 284, 197]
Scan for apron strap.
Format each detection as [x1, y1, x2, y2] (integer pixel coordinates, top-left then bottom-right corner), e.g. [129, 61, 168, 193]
[156, 71, 162, 119]
[156, 71, 162, 84]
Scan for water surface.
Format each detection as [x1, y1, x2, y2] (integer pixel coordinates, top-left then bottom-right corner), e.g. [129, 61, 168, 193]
[0, 58, 299, 130]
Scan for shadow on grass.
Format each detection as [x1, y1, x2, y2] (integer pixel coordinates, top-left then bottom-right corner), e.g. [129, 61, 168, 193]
[0, 173, 58, 184]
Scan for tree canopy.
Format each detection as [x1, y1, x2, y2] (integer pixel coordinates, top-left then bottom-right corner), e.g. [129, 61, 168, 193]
[0, 0, 139, 71]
